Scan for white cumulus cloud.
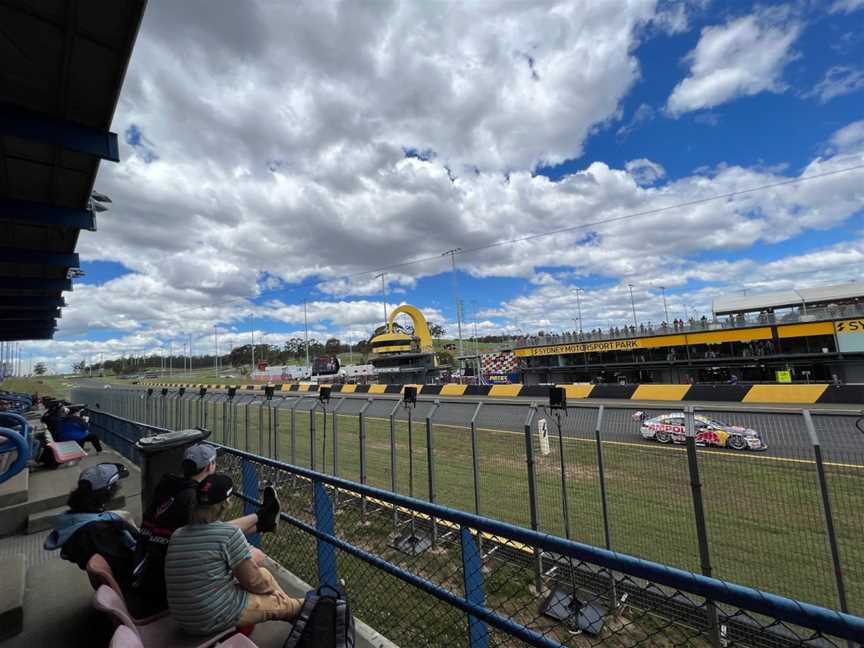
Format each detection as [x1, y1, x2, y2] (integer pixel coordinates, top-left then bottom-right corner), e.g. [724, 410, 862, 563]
[666, 9, 802, 116]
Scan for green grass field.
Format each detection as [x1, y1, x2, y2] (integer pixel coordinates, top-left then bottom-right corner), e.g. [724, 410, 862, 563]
[119, 393, 863, 617]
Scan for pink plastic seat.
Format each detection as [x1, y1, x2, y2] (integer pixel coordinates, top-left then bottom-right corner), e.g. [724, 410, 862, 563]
[86, 554, 167, 624]
[110, 625, 143, 648]
[93, 585, 235, 648]
[110, 625, 257, 648]
[217, 635, 258, 647]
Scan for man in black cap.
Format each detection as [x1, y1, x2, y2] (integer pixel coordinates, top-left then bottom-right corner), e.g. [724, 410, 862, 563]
[46, 462, 138, 593]
[133, 443, 279, 611]
[165, 474, 302, 636]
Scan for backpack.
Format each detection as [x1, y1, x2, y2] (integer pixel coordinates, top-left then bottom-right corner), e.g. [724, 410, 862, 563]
[283, 583, 355, 648]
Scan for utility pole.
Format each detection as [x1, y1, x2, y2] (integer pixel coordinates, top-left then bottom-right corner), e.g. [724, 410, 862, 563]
[375, 273, 388, 328]
[214, 327, 219, 376]
[188, 334, 193, 375]
[303, 300, 310, 369]
[442, 248, 464, 359]
[627, 284, 638, 328]
[250, 314, 255, 375]
[348, 332, 354, 364]
[575, 287, 584, 333]
[168, 343, 172, 377]
[660, 286, 670, 324]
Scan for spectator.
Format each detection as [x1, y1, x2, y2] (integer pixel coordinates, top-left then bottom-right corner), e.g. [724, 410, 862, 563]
[55, 407, 103, 453]
[133, 444, 280, 612]
[45, 463, 138, 594]
[165, 474, 303, 636]
[700, 315, 707, 328]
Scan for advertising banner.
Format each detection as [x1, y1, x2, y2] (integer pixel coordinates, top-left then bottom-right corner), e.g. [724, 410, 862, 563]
[835, 318, 864, 353]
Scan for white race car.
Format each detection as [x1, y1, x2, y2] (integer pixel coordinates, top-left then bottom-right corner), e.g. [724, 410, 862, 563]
[632, 411, 767, 451]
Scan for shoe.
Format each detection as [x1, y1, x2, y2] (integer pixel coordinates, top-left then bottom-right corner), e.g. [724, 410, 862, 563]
[257, 485, 280, 533]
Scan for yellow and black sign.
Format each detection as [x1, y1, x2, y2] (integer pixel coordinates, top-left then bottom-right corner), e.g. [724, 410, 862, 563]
[776, 370, 792, 383]
[515, 339, 640, 357]
[835, 318, 864, 334]
[836, 318, 864, 353]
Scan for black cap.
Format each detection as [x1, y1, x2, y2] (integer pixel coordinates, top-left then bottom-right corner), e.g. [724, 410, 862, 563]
[197, 473, 234, 505]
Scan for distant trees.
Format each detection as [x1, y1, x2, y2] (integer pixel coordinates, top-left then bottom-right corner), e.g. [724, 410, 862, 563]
[34, 362, 47, 375]
[429, 323, 446, 337]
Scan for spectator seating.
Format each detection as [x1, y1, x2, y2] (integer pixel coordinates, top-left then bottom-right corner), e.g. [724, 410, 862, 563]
[86, 554, 167, 624]
[93, 585, 242, 648]
[109, 625, 258, 648]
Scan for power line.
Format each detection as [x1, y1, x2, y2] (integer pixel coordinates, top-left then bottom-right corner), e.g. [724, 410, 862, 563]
[63, 160, 864, 328]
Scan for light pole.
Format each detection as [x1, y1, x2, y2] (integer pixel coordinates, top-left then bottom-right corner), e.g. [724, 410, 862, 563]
[214, 326, 220, 376]
[627, 284, 638, 328]
[660, 286, 670, 324]
[303, 300, 310, 369]
[250, 314, 255, 374]
[375, 273, 388, 328]
[574, 287, 584, 334]
[442, 248, 464, 359]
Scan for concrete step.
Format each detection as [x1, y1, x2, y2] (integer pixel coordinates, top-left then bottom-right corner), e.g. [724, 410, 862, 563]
[0, 470, 28, 509]
[0, 553, 26, 641]
[26, 495, 126, 535]
[0, 450, 140, 539]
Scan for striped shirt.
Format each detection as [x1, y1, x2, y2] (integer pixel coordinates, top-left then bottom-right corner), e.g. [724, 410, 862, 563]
[165, 522, 251, 635]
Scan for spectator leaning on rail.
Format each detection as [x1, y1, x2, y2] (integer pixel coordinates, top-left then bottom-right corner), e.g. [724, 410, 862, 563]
[45, 463, 138, 592]
[165, 473, 303, 635]
[133, 443, 280, 612]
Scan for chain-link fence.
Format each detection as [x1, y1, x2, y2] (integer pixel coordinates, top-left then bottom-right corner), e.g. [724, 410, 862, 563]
[85, 406, 864, 648]
[77, 387, 864, 624]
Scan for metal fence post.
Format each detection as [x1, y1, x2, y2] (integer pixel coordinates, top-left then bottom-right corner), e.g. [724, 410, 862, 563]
[272, 401, 280, 461]
[242, 458, 261, 548]
[523, 402, 542, 591]
[461, 526, 489, 648]
[359, 398, 373, 519]
[685, 406, 721, 648]
[332, 397, 345, 478]
[310, 401, 319, 471]
[426, 399, 440, 547]
[244, 400, 251, 451]
[290, 398, 300, 467]
[314, 480, 338, 587]
[593, 406, 618, 606]
[470, 402, 483, 518]
[258, 398, 265, 455]
[388, 399, 401, 526]
[803, 410, 850, 618]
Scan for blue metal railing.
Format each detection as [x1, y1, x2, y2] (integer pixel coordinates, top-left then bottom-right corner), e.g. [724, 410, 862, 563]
[87, 408, 864, 647]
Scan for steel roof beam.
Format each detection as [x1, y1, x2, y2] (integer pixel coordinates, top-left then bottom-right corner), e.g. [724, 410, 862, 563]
[0, 198, 96, 230]
[0, 277, 72, 291]
[0, 247, 80, 267]
[0, 103, 120, 162]
[0, 319, 57, 331]
[0, 309, 61, 320]
[0, 330, 56, 341]
[0, 296, 66, 308]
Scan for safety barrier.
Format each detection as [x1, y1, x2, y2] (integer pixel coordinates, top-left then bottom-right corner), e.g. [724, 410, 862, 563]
[138, 380, 864, 404]
[77, 386, 864, 619]
[86, 407, 864, 648]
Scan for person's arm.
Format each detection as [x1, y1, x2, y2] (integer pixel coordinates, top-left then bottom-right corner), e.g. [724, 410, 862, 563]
[224, 526, 272, 594]
[233, 558, 273, 594]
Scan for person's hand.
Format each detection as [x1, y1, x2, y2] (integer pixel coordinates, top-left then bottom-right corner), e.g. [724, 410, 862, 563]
[271, 588, 290, 605]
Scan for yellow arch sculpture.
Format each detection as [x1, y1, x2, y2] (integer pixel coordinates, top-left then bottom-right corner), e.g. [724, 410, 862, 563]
[388, 305, 434, 352]
[370, 304, 434, 354]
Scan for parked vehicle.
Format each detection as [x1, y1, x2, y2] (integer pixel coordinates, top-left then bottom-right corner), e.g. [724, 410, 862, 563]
[632, 411, 767, 451]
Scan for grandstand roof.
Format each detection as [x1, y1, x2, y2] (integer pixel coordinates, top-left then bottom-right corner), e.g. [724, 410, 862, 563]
[713, 283, 864, 315]
[0, 0, 146, 341]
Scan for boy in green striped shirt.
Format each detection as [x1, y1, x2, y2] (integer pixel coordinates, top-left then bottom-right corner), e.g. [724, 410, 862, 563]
[165, 473, 303, 635]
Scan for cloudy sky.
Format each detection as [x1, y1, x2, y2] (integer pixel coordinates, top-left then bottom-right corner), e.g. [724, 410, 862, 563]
[22, 0, 864, 371]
